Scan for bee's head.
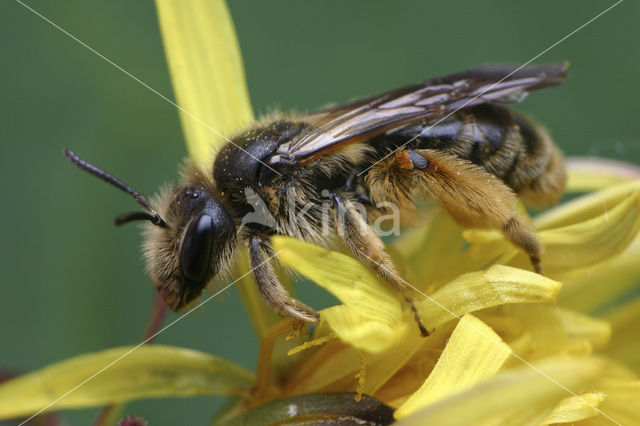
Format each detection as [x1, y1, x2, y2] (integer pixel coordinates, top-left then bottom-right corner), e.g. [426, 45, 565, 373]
[64, 150, 237, 311]
[144, 179, 236, 310]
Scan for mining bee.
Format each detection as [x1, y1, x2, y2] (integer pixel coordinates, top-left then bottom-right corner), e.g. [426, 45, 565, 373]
[66, 64, 567, 336]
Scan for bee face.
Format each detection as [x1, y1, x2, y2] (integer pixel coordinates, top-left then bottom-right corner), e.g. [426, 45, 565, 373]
[145, 183, 237, 311]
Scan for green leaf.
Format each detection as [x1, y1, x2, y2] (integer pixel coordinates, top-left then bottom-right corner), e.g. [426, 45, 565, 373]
[0, 345, 254, 420]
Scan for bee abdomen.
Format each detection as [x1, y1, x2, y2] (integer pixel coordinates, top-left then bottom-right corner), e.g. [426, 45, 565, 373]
[507, 115, 566, 206]
[379, 104, 565, 206]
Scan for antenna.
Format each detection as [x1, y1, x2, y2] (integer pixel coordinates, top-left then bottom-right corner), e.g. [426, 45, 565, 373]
[64, 149, 168, 228]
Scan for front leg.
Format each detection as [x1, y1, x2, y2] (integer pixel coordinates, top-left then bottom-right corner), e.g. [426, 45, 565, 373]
[331, 194, 429, 336]
[248, 235, 319, 323]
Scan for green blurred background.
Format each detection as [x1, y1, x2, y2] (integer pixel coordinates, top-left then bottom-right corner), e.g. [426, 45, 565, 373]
[1, 0, 638, 424]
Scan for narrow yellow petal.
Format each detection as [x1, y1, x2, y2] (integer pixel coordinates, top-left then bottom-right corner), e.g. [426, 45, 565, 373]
[542, 393, 605, 424]
[465, 186, 640, 275]
[273, 236, 404, 352]
[0, 345, 254, 419]
[283, 264, 561, 396]
[535, 180, 640, 231]
[395, 213, 481, 290]
[395, 314, 512, 419]
[283, 339, 361, 395]
[320, 305, 409, 353]
[593, 380, 640, 425]
[489, 305, 610, 364]
[418, 265, 562, 328]
[566, 157, 640, 193]
[556, 236, 640, 314]
[155, 0, 253, 164]
[537, 191, 640, 273]
[603, 297, 640, 369]
[395, 358, 608, 426]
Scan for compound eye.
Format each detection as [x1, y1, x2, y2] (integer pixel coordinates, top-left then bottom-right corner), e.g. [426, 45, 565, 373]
[180, 214, 214, 283]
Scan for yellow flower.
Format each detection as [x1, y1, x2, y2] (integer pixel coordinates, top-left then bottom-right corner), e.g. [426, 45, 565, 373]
[1, 1, 639, 425]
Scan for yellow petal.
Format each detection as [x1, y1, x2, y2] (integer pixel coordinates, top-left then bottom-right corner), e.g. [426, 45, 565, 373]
[484, 305, 610, 364]
[465, 184, 640, 274]
[0, 345, 254, 420]
[603, 297, 640, 369]
[395, 357, 608, 426]
[592, 380, 640, 425]
[320, 305, 409, 354]
[395, 314, 512, 419]
[418, 265, 562, 328]
[395, 213, 480, 290]
[283, 264, 560, 397]
[282, 339, 360, 395]
[273, 236, 404, 353]
[535, 180, 640, 231]
[555, 236, 640, 314]
[155, 0, 253, 165]
[542, 393, 605, 424]
[566, 157, 640, 193]
[537, 190, 640, 273]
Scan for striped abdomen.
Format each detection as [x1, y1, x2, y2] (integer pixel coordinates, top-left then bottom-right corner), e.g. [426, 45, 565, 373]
[378, 104, 566, 206]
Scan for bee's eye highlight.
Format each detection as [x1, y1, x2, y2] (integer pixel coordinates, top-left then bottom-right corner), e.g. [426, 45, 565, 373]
[180, 214, 213, 283]
[185, 189, 200, 200]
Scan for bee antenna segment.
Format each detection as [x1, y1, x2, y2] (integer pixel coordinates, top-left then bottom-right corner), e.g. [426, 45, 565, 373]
[64, 149, 167, 228]
[114, 211, 168, 228]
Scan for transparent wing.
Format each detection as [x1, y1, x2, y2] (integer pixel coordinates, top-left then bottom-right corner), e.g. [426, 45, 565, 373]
[271, 63, 568, 166]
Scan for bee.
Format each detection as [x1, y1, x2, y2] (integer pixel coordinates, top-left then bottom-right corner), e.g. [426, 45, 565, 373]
[66, 63, 567, 336]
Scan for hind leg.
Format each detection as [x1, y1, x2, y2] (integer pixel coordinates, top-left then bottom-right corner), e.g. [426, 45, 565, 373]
[366, 148, 542, 273]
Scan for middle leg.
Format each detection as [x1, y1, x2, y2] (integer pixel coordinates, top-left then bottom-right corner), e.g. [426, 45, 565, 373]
[330, 194, 429, 336]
